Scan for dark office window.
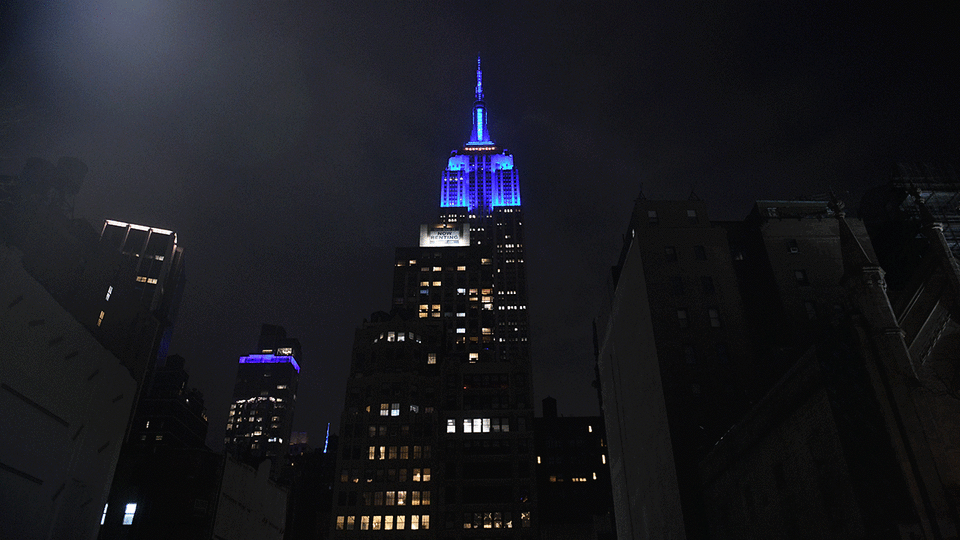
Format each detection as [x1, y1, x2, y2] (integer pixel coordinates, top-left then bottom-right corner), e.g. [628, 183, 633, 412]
[694, 245, 707, 260]
[701, 276, 715, 294]
[687, 209, 699, 224]
[787, 239, 799, 253]
[648, 210, 659, 225]
[684, 346, 697, 364]
[665, 246, 678, 261]
[671, 276, 685, 296]
[716, 343, 729, 364]
[677, 309, 689, 329]
[794, 270, 809, 285]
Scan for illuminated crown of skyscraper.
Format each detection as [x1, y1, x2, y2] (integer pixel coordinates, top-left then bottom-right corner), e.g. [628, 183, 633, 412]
[439, 57, 521, 213]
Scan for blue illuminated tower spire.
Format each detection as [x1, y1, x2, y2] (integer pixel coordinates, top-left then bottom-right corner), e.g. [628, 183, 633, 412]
[469, 56, 491, 145]
[440, 59, 520, 212]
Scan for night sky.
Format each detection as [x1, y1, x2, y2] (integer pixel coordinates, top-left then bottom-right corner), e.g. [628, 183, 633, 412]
[2, 1, 957, 450]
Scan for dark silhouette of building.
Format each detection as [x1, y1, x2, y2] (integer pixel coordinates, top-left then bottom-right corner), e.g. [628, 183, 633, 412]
[534, 397, 615, 540]
[331, 59, 536, 537]
[284, 432, 339, 540]
[0, 157, 185, 539]
[597, 189, 960, 539]
[99, 450, 288, 540]
[225, 324, 302, 480]
[701, 199, 960, 538]
[596, 196, 755, 539]
[127, 354, 208, 450]
[860, 162, 960, 289]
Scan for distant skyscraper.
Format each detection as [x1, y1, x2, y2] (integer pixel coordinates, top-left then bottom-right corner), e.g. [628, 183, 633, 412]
[225, 324, 301, 479]
[93, 219, 185, 386]
[333, 59, 536, 537]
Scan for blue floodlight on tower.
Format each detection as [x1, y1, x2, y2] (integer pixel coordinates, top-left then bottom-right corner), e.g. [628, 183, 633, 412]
[440, 57, 522, 213]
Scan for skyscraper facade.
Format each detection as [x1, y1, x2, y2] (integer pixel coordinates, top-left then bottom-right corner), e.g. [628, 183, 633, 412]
[333, 59, 536, 537]
[225, 324, 301, 480]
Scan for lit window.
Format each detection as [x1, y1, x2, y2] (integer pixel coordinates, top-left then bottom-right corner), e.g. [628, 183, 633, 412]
[386, 491, 396, 505]
[400, 446, 409, 459]
[97, 311, 105, 327]
[412, 491, 420, 505]
[422, 515, 430, 529]
[432, 281, 441, 286]
[410, 515, 419, 530]
[396, 515, 406, 529]
[101, 504, 108, 525]
[105, 286, 113, 301]
[647, 210, 658, 224]
[521, 512, 530, 528]
[398, 491, 407, 505]
[593, 472, 598, 480]
[347, 516, 355, 530]
[123, 503, 137, 525]
[422, 468, 431, 481]
[447, 419, 456, 433]
[276, 384, 287, 390]
[456, 328, 466, 334]
[602, 454, 607, 464]
[336, 516, 345, 530]
[432, 266, 442, 272]
[469, 353, 479, 363]
[380, 403, 390, 416]
[361, 516, 370, 530]
[457, 265, 466, 271]
[588, 425, 593, 433]
[368, 446, 375, 460]
[391, 403, 400, 416]
[427, 353, 437, 365]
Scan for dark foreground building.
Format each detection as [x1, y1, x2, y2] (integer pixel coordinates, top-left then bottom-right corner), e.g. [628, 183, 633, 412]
[331, 59, 537, 537]
[534, 397, 615, 540]
[597, 191, 960, 539]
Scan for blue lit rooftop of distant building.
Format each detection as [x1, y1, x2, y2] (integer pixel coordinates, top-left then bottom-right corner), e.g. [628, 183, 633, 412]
[238, 354, 300, 373]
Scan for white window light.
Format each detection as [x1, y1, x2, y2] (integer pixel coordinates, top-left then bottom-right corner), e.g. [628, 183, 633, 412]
[101, 504, 108, 525]
[123, 503, 137, 525]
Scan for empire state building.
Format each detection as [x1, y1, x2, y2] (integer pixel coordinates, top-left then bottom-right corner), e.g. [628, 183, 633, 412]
[332, 59, 537, 537]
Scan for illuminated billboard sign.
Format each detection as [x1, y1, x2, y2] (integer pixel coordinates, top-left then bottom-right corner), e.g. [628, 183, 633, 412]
[420, 223, 470, 247]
